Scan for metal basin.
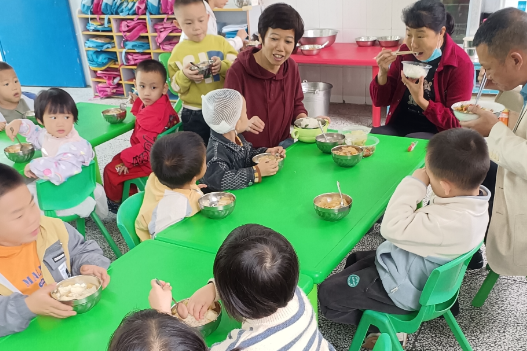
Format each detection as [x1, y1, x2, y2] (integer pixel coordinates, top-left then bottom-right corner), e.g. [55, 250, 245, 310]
[355, 37, 377, 47]
[4, 143, 35, 163]
[315, 133, 346, 153]
[331, 145, 364, 168]
[51, 275, 102, 314]
[377, 36, 401, 47]
[300, 29, 339, 47]
[198, 192, 236, 219]
[313, 192, 352, 222]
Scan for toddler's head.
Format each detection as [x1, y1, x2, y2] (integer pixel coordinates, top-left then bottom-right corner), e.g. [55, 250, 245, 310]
[108, 309, 207, 351]
[34, 88, 78, 138]
[214, 224, 299, 321]
[0, 164, 41, 247]
[426, 128, 490, 197]
[174, 0, 209, 43]
[150, 132, 206, 189]
[202, 89, 249, 135]
[135, 60, 169, 107]
[0, 62, 22, 108]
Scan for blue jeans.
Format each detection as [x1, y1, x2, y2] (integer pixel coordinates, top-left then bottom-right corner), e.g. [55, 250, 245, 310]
[181, 108, 210, 145]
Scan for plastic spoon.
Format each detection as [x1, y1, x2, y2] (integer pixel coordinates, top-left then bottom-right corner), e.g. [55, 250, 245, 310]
[10, 127, 31, 152]
[318, 120, 329, 142]
[337, 181, 344, 207]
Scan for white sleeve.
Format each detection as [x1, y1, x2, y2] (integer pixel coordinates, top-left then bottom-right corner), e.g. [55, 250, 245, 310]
[227, 36, 244, 51]
[21, 94, 34, 110]
[148, 191, 191, 237]
[0, 112, 5, 123]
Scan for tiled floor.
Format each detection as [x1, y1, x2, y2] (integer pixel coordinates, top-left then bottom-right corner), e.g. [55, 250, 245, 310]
[23, 87, 527, 351]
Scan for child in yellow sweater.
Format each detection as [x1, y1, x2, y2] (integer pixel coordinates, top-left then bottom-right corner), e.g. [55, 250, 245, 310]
[168, 0, 238, 145]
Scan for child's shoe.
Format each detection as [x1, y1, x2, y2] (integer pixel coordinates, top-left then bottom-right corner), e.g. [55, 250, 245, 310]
[362, 332, 407, 349]
[107, 199, 121, 214]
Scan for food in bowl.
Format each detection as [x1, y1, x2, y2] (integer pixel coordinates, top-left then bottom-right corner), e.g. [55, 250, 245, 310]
[258, 154, 281, 163]
[453, 104, 493, 113]
[295, 117, 326, 129]
[333, 146, 360, 156]
[352, 135, 379, 157]
[52, 283, 97, 301]
[402, 61, 432, 79]
[346, 130, 368, 146]
[451, 101, 505, 122]
[201, 195, 233, 207]
[173, 302, 220, 328]
[315, 197, 350, 209]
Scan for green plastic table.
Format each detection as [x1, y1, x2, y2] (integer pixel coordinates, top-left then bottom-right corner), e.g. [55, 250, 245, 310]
[0, 240, 314, 351]
[155, 135, 427, 284]
[0, 102, 135, 174]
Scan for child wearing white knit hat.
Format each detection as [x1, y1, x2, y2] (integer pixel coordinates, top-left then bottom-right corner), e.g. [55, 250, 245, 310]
[201, 89, 285, 191]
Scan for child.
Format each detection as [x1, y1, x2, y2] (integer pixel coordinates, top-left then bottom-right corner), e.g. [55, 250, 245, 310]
[318, 128, 491, 348]
[135, 132, 207, 241]
[149, 224, 335, 351]
[179, 0, 247, 52]
[0, 164, 110, 337]
[6, 88, 108, 219]
[168, 0, 238, 145]
[0, 62, 34, 130]
[108, 309, 208, 351]
[103, 60, 179, 212]
[201, 89, 284, 191]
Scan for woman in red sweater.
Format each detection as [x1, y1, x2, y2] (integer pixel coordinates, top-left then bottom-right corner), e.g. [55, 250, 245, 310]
[370, 0, 474, 139]
[224, 3, 328, 149]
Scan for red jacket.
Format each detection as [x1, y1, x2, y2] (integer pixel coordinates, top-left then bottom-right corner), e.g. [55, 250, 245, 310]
[370, 34, 474, 131]
[121, 94, 179, 172]
[224, 48, 307, 148]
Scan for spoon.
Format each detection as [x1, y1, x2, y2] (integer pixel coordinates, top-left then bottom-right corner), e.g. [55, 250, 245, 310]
[10, 127, 31, 152]
[155, 278, 179, 307]
[209, 193, 219, 207]
[337, 181, 344, 207]
[318, 120, 329, 142]
[190, 62, 200, 70]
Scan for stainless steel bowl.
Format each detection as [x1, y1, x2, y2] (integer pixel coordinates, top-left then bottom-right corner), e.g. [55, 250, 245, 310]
[313, 192, 352, 222]
[102, 107, 126, 124]
[51, 275, 102, 314]
[464, 47, 477, 58]
[331, 145, 363, 168]
[300, 29, 339, 47]
[315, 133, 346, 154]
[253, 153, 285, 171]
[377, 36, 401, 47]
[355, 37, 377, 47]
[300, 44, 322, 56]
[23, 111, 38, 124]
[198, 192, 236, 219]
[4, 143, 35, 163]
[190, 60, 214, 79]
[172, 300, 222, 338]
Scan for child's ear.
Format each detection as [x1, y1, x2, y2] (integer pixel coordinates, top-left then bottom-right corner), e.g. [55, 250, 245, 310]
[173, 19, 181, 30]
[439, 180, 451, 196]
[163, 82, 169, 95]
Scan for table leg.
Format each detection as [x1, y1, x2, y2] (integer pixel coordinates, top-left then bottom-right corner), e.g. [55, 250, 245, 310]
[308, 285, 318, 320]
[371, 66, 381, 128]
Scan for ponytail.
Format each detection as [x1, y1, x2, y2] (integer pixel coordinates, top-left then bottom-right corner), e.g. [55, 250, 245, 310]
[445, 12, 455, 36]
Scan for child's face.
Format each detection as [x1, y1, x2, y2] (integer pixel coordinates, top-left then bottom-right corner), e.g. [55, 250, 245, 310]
[174, 2, 209, 43]
[235, 98, 249, 134]
[0, 69, 22, 105]
[213, 0, 229, 8]
[40, 106, 75, 138]
[0, 185, 41, 247]
[134, 71, 168, 107]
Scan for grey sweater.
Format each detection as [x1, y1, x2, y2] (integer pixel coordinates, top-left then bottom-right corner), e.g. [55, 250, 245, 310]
[202, 131, 267, 192]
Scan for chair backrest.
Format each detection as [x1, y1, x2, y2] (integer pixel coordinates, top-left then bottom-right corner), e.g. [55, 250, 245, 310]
[116, 191, 144, 250]
[36, 162, 97, 214]
[159, 122, 182, 138]
[159, 52, 179, 96]
[372, 334, 392, 351]
[419, 243, 483, 307]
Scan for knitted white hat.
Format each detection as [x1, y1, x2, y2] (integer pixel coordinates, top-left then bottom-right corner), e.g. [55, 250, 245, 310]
[202, 89, 244, 134]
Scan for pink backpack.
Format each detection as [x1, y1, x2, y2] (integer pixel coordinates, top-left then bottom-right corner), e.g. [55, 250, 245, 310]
[92, 0, 103, 15]
[96, 69, 121, 85]
[159, 39, 179, 52]
[119, 20, 147, 41]
[154, 21, 181, 45]
[161, 0, 175, 14]
[123, 52, 151, 65]
[96, 83, 124, 98]
[136, 0, 147, 15]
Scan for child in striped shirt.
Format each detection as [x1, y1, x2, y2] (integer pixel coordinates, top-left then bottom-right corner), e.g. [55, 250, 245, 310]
[149, 224, 335, 351]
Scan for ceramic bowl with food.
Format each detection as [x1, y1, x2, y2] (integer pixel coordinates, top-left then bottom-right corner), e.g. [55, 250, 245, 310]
[358, 136, 380, 157]
[300, 44, 323, 56]
[402, 61, 432, 79]
[4, 143, 35, 163]
[344, 126, 370, 146]
[451, 101, 505, 122]
[51, 275, 102, 314]
[172, 300, 222, 337]
[377, 36, 401, 47]
[355, 37, 377, 47]
[252, 153, 285, 171]
[313, 192, 352, 222]
[198, 192, 236, 219]
[102, 107, 126, 124]
[315, 133, 346, 154]
[190, 60, 214, 79]
[291, 118, 328, 143]
[331, 145, 364, 168]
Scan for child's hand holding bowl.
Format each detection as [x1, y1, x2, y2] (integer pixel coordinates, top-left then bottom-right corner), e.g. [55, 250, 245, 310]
[211, 56, 221, 75]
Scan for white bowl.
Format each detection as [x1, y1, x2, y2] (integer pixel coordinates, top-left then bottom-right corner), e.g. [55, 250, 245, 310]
[402, 61, 432, 79]
[451, 101, 505, 122]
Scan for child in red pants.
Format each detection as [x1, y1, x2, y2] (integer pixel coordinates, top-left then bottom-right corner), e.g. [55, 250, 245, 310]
[104, 60, 179, 212]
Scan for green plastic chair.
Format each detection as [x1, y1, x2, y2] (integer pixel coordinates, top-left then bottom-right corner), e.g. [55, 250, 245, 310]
[116, 192, 144, 250]
[36, 161, 122, 257]
[349, 243, 483, 351]
[471, 267, 501, 307]
[373, 334, 392, 351]
[158, 53, 183, 115]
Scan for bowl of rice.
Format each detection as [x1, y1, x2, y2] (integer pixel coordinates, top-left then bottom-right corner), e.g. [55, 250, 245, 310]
[402, 61, 432, 79]
[171, 299, 222, 337]
[51, 275, 102, 314]
[313, 192, 352, 222]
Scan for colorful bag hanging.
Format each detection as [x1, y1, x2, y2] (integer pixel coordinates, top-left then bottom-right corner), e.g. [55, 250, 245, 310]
[122, 52, 151, 65]
[119, 19, 148, 41]
[102, 0, 114, 14]
[159, 39, 179, 52]
[147, 0, 161, 14]
[96, 82, 124, 98]
[96, 68, 121, 85]
[136, 0, 147, 15]
[161, 0, 175, 14]
[123, 38, 151, 52]
[87, 51, 118, 70]
[81, 0, 93, 14]
[86, 19, 112, 31]
[153, 21, 181, 45]
[119, 0, 138, 16]
[85, 37, 115, 51]
[92, 0, 104, 15]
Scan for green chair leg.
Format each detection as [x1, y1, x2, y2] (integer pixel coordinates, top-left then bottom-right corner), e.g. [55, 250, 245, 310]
[122, 181, 132, 203]
[349, 314, 371, 351]
[307, 285, 318, 320]
[93, 151, 103, 185]
[90, 212, 122, 257]
[443, 310, 473, 351]
[472, 269, 500, 307]
[76, 218, 86, 235]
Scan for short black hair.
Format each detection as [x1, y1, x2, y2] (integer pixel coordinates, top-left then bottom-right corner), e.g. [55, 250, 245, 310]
[0, 164, 25, 199]
[0, 62, 14, 73]
[137, 59, 167, 82]
[108, 309, 207, 351]
[174, 0, 206, 12]
[258, 3, 304, 45]
[427, 128, 490, 191]
[473, 8, 527, 61]
[34, 88, 78, 124]
[213, 224, 300, 321]
[150, 132, 206, 189]
[402, 0, 455, 35]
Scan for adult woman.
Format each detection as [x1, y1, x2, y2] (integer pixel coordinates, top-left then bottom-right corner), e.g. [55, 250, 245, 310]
[224, 3, 320, 149]
[370, 0, 474, 139]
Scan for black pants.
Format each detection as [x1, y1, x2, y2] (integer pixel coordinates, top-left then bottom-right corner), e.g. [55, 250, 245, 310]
[482, 160, 498, 221]
[371, 124, 436, 140]
[181, 108, 210, 146]
[319, 251, 411, 326]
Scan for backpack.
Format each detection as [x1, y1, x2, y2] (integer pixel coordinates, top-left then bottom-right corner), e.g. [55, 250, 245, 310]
[85, 37, 116, 51]
[119, 0, 138, 16]
[96, 83, 124, 98]
[161, 0, 175, 14]
[102, 0, 114, 14]
[122, 52, 151, 65]
[87, 51, 118, 70]
[92, 0, 103, 15]
[86, 19, 112, 31]
[119, 19, 148, 41]
[147, 0, 161, 14]
[136, 0, 147, 15]
[158, 39, 179, 52]
[81, 0, 93, 14]
[153, 21, 181, 45]
[123, 38, 151, 52]
[96, 69, 121, 85]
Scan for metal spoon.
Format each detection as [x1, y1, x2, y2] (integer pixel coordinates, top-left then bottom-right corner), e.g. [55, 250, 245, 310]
[10, 127, 31, 152]
[337, 181, 344, 207]
[190, 62, 200, 69]
[209, 193, 219, 207]
[318, 120, 329, 142]
[155, 278, 178, 306]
